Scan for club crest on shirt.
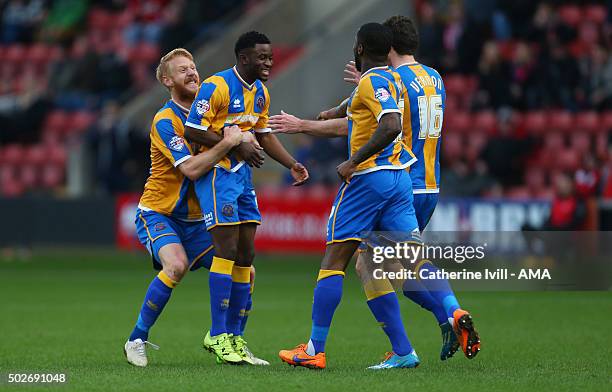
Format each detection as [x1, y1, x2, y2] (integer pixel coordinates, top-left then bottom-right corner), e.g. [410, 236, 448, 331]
[222, 204, 234, 217]
[154, 222, 166, 231]
[196, 99, 210, 115]
[169, 136, 185, 151]
[256, 96, 265, 111]
[375, 87, 391, 102]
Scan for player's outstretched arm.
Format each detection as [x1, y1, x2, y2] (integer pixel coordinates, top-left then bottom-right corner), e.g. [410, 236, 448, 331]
[317, 97, 350, 121]
[256, 132, 309, 186]
[269, 111, 348, 137]
[336, 112, 402, 182]
[178, 126, 243, 180]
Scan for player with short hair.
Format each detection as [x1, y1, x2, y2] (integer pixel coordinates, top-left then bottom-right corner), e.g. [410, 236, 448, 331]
[184, 31, 309, 364]
[270, 16, 480, 361]
[278, 22, 421, 370]
[125, 48, 268, 367]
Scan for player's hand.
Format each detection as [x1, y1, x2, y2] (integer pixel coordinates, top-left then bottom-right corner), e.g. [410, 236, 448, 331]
[336, 159, 357, 183]
[235, 141, 265, 168]
[343, 61, 361, 85]
[290, 162, 309, 186]
[316, 110, 330, 121]
[241, 129, 262, 149]
[222, 125, 243, 146]
[269, 111, 303, 134]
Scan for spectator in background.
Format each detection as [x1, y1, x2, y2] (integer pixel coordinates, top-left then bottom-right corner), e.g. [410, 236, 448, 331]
[578, 45, 612, 110]
[479, 109, 531, 187]
[542, 42, 580, 110]
[474, 41, 512, 109]
[123, 0, 169, 45]
[0, 0, 47, 44]
[509, 42, 540, 110]
[417, 1, 444, 70]
[40, 0, 89, 44]
[440, 1, 464, 73]
[543, 172, 586, 230]
[159, 1, 193, 55]
[86, 100, 132, 194]
[0, 74, 51, 145]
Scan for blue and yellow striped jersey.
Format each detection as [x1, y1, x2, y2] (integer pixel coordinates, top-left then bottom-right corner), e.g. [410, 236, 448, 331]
[186, 66, 270, 172]
[395, 63, 444, 193]
[139, 100, 202, 220]
[346, 66, 416, 175]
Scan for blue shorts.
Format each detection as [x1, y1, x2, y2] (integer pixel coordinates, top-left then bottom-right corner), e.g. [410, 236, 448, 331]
[135, 209, 214, 271]
[413, 193, 439, 231]
[195, 164, 262, 230]
[326, 169, 419, 244]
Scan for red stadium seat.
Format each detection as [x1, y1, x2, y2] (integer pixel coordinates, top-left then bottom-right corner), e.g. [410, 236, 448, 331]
[88, 8, 114, 31]
[4, 44, 26, 63]
[44, 110, 69, 133]
[584, 5, 607, 24]
[1, 144, 23, 165]
[570, 133, 591, 154]
[47, 145, 67, 166]
[24, 145, 47, 166]
[1, 176, 25, 197]
[547, 111, 574, 133]
[25, 44, 51, 64]
[524, 167, 546, 193]
[498, 40, 517, 60]
[506, 186, 531, 200]
[543, 132, 565, 152]
[443, 74, 469, 95]
[445, 112, 471, 134]
[601, 111, 612, 131]
[129, 43, 160, 64]
[20, 164, 38, 189]
[473, 111, 497, 133]
[558, 5, 582, 26]
[523, 111, 547, 136]
[578, 23, 600, 46]
[574, 111, 600, 134]
[41, 164, 64, 188]
[557, 150, 580, 171]
[66, 111, 95, 135]
[442, 133, 462, 162]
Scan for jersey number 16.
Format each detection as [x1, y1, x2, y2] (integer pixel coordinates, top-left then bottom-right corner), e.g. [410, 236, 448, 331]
[417, 94, 443, 139]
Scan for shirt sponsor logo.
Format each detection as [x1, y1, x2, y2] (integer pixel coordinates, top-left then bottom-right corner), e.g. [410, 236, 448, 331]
[169, 136, 185, 152]
[233, 98, 241, 109]
[375, 87, 391, 102]
[204, 212, 214, 226]
[196, 99, 210, 115]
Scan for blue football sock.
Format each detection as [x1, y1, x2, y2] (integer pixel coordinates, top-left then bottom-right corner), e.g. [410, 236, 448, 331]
[226, 266, 251, 336]
[366, 291, 413, 356]
[239, 293, 252, 336]
[402, 277, 448, 325]
[129, 271, 177, 341]
[209, 256, 234, 337]
[417, 260, 461, 318]
[308, 270, 344, 354]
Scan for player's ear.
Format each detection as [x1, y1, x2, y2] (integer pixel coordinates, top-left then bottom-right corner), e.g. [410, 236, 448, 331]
[162, 75, 173, 89]
[357, 43, 364, 56]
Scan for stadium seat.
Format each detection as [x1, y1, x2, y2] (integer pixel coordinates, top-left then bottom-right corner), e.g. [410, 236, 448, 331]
[547, 110, 574, 133]
[473, 111, 497, 133]
[66, 111, 95, 136]
[498, 40, 517, 60]
[578, 23, 599, 46]
[88, 8, 114, 31]
[584, 4, 607, 24]
[445, 112, 471, 134]
[574, 111, 600, 134]
[24, 145, 47, 166]
[47, 145, 67, 166]
[20, 164, 38, 189]
[601, 111, 612, 131]
[44, 111, 69, 133]
[1, 145, 23, 165]
[129, 43, 160, 64]
[444, 74, 469, 95]
[524, 167, 546, 193]
[558, 5, 582, 26]
[556, 150, 580, 171]
[506, 186, 531, 200]
[523, 111, 547, 136]
[442, 133, 463, 161]
[543, 132, 565, 152]
[1, 176, 25, 197]
[570, 133, 592, 154]
[41, 164, 64, 189]
[4, 44, 26, 63]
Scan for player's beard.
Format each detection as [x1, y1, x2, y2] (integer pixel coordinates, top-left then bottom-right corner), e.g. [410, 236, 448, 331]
[354, 48, 362, 72]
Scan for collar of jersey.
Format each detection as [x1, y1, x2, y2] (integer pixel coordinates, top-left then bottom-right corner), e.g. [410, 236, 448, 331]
[360, 65, 391, 80]
[395, 62, 420, 69]
[170, 99, 190, 115]
[232, 66, 256, 90]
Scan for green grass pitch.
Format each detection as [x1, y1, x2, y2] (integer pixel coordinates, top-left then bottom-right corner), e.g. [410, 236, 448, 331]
[1, 249, 610, 391]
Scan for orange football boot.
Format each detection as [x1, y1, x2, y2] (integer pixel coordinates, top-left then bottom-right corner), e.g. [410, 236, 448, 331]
[453, 309, 481, 359]
[279, 344, 326, 369]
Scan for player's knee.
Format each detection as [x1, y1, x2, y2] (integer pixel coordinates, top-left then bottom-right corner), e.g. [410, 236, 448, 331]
[214, 242, 238, 261]
[355, 257, 366, 279]
[164, 257, 188, 281]
[237, 247, 255, 266]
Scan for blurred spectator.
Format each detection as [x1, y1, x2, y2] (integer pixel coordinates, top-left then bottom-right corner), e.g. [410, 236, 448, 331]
[578, 45, 612, 110]
[509, 42, 540, 109]
[0, 0, 47, 44]
[0, 74, 51, 144]
[544, 172, 586, 230]
[474, 41, 512, 109]
[542, 43, 580, 109]
[417, 1, 444, 70]
[86, 100, 132, 194]
[40, 0, 89, 44]
[575, 156, 601, 199]
[123, 0, 169, 45]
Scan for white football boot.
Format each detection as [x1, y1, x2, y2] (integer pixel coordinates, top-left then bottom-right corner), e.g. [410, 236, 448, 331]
[124, 339, 159, 367]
